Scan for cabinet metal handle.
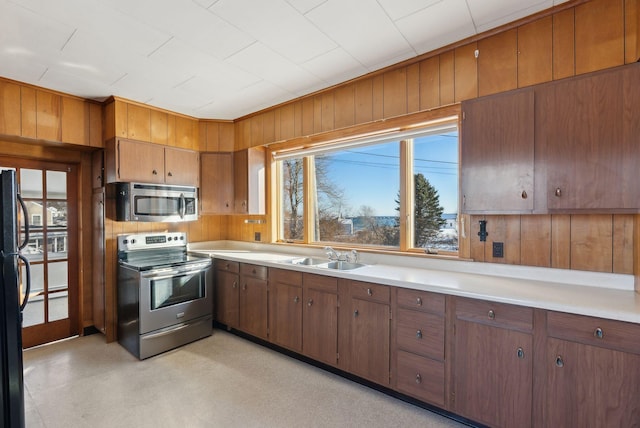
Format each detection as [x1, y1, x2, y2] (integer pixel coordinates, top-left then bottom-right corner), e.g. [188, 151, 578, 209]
[416, 297, 422, 306]
[521, 190, 528, 199]
[517, 347, 525, 359]
[242, 283, 247, 291]
[167, 172, 173, 177]
[555, 187, 562, 197]
[367, 288, 373, 296]
[294, 296, 299, 303]
[555, 355, 564, 367]
[594, 327, 604, 339]
[232, 281, 237, 289]
[225, 263, 230, 269]
[354, 309, 359, 318]
[307, 299, 313, 307]
[152, 169, 158, 175]
[416, 330, 422, 339]
[415, 373, 422, 384]
[488, 310, 495, 320]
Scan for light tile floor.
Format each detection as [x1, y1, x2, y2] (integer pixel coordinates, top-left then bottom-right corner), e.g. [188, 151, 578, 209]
[23, 329, 471, 428]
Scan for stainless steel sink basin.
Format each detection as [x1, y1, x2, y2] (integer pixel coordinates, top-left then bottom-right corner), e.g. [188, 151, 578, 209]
[321, 261, 366, 270]
[282, 257, 327, 266]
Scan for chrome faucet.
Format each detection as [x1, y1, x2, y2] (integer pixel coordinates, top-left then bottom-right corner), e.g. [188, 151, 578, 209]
[346, 249, 358, 263]
[324, 246, 342, 261]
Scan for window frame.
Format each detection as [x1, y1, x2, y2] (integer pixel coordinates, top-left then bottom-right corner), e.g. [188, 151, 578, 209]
[270, 112, 461, 256]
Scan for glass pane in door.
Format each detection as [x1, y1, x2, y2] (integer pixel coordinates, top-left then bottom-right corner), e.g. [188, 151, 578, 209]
[48, 261, 68, 322]
[21, 263, 44, 327]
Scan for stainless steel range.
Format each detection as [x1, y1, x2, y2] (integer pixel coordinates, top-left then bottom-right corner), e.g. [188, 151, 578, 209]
[117, 232, 212, 359]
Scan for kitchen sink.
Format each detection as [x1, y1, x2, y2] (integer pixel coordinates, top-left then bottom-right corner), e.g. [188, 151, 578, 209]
[321, 261, 366, 270]
[281, 257, 327, 266]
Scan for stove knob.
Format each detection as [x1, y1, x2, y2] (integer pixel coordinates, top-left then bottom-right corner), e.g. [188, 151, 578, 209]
[180, 235, 184, 240]
[131, 239, 136, 244]
[168, 237, 172, 241]
[123, 239, 128, 244]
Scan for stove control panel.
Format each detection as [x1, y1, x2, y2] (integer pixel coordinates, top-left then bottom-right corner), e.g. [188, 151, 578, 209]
[117, 232, 187, 252]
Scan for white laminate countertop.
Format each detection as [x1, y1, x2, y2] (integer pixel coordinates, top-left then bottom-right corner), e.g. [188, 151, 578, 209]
[189, 240, 640, 324]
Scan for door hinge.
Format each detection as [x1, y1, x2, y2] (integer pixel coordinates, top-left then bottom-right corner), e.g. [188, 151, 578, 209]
[389, 309, 392, 320]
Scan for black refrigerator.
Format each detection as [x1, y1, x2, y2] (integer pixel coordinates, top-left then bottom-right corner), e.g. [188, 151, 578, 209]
[0, 170, 30, 428]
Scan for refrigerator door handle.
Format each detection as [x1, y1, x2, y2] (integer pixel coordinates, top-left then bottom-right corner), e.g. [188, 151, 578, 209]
[17, 192, 29, 251]
[18, 253, 30, 311]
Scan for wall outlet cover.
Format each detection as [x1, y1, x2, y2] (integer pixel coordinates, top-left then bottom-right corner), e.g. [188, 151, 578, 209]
[254, 232, 261, 242]
[492, 242, 504, 258]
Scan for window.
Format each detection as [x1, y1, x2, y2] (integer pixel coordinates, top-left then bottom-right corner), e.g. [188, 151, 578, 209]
[274, 119, 459, 254]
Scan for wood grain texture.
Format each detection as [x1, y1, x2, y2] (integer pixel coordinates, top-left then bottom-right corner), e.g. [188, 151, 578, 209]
[517, 17, 553, 87]
[419, 56, 440, 110]
[521, 215, 551, 267]
[36, 90, 61, 141]
[575, 0, 625, 74]
[0, 81, 21, 136]
[150, 110, 168, 146]
[613, 214, 633, 274]
[454, 43, 478, 102]
[624, 0, 638, 63]
[126, 103, 150, 141]
[478, 29, 518, 96]
[439, 51, 455, 105]
[570, 214, 613, 272]
[406, 63, 420, 113]
[552, 8, 575, 80]
[355, 78, 373, 124]
[383, 68, 407, 118]
[334, 84, 355, 129]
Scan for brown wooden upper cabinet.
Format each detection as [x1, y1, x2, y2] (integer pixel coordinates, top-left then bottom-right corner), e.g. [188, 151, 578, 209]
[461, 89, 534, 214]
[200, 152, 234, 214]
[535, 63, 640, 211]
[105, 138, 199, 186]
[234, 147, 266, 215]
[461, 62, 640, 214]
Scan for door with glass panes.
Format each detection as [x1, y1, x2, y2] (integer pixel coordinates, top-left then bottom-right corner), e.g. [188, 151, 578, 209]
[1, 158, 78, 348]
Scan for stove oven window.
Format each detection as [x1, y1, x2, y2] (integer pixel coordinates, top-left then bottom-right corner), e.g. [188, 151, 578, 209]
[150, 270, 205, 310]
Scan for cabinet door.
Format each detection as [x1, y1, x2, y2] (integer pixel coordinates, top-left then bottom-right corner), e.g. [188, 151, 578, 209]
[234, 147, 265, 214]
[454, 320, 532, 428]
[461, 89, 534, 213]
[348, 298, 390, 385]
[214, 269, 239, 328]
[535, 66, 638, 210]
[303, 288, 338, 366]
[116, 138, 165, 183]
[239, 277, 268, 339]
[200, 153, 234, 214]
[545, 338, 640, 427]
[269, 281, 302, 352]
[165, 147, 199, 186]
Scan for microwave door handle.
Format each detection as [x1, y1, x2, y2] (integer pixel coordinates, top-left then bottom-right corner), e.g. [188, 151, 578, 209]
[17, 192, 29, 250]
[179, 193, 186, 219]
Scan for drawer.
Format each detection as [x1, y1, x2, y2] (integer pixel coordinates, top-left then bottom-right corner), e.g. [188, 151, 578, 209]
[396, 309, 444, 361]
[350, 280, 389, 304]
[269, 268, 302, 285]
[396, 350, 445, 407]
[240, 263, 268, 280]
[214, 259, 239, 273]
[455, 297, 533, 332]
[397, 288, 445, 315]
[547, 311, 640, 355]
[303, 273, 337, 294]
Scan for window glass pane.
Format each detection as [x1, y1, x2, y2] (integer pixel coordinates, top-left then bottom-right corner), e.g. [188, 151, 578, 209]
[281, 158, 304, 241]
[20, 169, 42, 198]
[48, 290, 68, 322]
[314, 142, 400, 247]
[22, 200, 44, 262]
[48, 261, 68, 322]
[22, 263, 44, 327]
[46, 170, 66, 199]
[412, 131, 459, 252]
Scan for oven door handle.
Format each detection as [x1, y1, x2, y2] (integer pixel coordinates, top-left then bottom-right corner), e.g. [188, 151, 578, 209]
[141, 265, 210, 281]
[179, 193, 186, 219]
[142, 318, 210, 340]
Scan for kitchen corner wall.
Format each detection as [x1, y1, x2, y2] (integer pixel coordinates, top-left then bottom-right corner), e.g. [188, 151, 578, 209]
[229, 0, 640, 279]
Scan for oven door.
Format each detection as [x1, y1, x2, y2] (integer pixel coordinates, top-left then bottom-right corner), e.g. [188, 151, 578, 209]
[133, 193, 198, 222]
[139, 262, 212, 334]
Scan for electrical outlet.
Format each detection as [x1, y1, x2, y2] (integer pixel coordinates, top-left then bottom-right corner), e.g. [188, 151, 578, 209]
[254, 232, 261, 242]
[492, 242, 504, 258]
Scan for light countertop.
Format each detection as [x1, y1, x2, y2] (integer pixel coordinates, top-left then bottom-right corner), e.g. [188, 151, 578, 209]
[189, 241, 640, 324]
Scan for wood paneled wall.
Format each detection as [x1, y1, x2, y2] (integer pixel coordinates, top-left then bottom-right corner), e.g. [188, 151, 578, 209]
[226, 0, 640, 277]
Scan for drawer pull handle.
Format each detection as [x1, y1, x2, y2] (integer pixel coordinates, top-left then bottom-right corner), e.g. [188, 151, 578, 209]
[294, 296, 299, 303]
[307, 299, 313, 307]
[242, 283, 247, 291]
[252, 268, 257, 274]
[415, 373, 422, 384]
[488, 310, 495, 320]
[521, 190, 527, 199]
[225, 263, 230, 269]
[416, 297, 422, 306]
[367, 288, 373, 296]
[232, 281, 237, 289]
[416, 330, 422, 339]
[517, 347, 525, 359]
[555, 355, 564, 368]
[555, 187, 562, 197]
[152, 169, 158, 175]
[354, 309, 359, 318]
[594, 327, 604, 339]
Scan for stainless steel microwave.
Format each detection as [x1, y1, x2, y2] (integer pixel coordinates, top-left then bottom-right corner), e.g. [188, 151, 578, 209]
[116, 182, 198, 222]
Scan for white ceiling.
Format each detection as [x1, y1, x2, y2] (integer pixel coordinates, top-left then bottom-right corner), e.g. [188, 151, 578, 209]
[0, 0, 569, 120]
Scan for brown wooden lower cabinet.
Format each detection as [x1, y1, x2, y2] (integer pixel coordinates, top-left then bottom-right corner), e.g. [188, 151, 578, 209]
[268, 268, 303, 352]
[302, 273, 338, 366]
[543, 311, 640, 427]
[238, 264, 268, 340]
[452, 298, 534, 428]
[211, 262, 640, 427]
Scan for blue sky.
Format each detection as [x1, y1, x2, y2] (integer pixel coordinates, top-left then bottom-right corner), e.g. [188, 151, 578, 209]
[319, 131, 458, 217]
